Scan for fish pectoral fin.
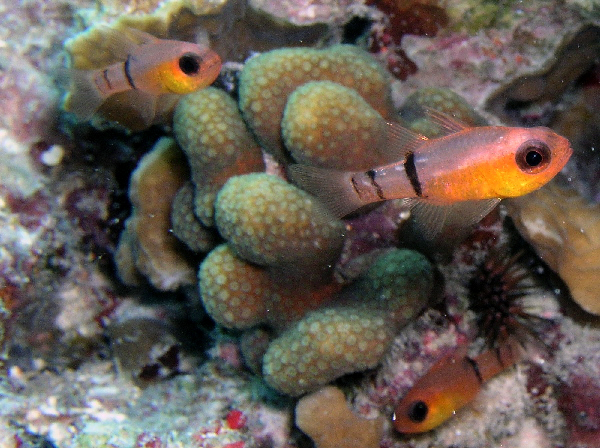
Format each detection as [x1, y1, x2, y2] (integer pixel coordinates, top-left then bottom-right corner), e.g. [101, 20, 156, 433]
[405, 198, 501, 244]
[422, 107, 469, 135]
[383, 121, 429, 161]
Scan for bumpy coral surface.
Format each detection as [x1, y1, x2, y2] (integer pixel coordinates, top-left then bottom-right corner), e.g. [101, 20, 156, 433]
[214, 173, 345, 269]
[263, 307, 394, 396]
[239, 44, 394, 161]
[352, 248, 434, 327]
[507, 183, 600, 315]
[282, 81, 392, 170]
[199, 244, 270, 329]
[174, 87, 265, 226]
[170, 181, 217, 253]
[262, 249, 433, 396]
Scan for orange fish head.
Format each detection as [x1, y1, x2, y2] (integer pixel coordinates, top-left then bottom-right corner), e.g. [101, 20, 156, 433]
[157, 42, 222, 95]
[392, 388, 458, 433]
[491, 127, 572, 198]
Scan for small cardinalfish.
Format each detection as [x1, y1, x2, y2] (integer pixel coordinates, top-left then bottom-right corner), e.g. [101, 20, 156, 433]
[288, 111, 572, 240]
[392, 337, 524, 433]
[64, 26, 222, 122]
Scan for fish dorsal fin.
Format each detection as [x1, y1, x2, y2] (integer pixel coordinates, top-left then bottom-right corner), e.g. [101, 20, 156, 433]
[384, 121, 429, 159]
[423, 107, 469, 135]
[403, 198, 501, 243]
[97, 25, 158, 61]
[427, 344, 470, 374]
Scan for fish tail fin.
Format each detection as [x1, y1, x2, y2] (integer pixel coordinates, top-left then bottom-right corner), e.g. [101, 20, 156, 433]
[63, 69, 106, 120]
[287, 164, 366, 218]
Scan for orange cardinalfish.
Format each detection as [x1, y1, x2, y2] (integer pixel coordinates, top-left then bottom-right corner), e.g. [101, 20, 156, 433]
[64, 26, 222, 123]
[288, 111, 572, 241]
[392, 337, 524, 433]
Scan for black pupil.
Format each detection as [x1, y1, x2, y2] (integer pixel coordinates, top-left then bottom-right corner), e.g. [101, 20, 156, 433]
[408, 400, 429, 423]
[525, 149, 543, 167]
[179, 54, 201, 75]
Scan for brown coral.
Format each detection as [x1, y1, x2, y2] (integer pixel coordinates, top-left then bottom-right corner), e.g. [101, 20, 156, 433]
[506, 183, 600, 315]
[296, 386, 384, 448]
[115, 137, 195, 291]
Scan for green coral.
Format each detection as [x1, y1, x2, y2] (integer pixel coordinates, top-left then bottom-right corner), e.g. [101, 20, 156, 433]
[261, 249, 433, 396]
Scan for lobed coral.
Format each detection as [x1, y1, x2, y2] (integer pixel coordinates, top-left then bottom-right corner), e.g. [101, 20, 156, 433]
[239, 44, 394, 161]
[295, 386, 384, 448]
[173, 87, 265, 227]
[282, 81, 393, 170]
[114, 137, 196, 291]
[506, 183, 600, 315]
[214, 173, 345, 271]
[262, 249, 433, 396]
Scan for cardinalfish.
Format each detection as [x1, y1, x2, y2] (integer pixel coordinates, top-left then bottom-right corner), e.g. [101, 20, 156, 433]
[64, 27, 222, 123]
[288, 111, 572, 240]
[393, 337, 524, 433]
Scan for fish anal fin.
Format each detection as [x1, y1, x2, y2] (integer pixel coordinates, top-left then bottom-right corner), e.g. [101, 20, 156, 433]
[287, 164, 369, 218]
[422, 107, 470, 135]
[97, 90, 159, 129]
[383, 121, 429, 161]
[405, 198, 501, 245]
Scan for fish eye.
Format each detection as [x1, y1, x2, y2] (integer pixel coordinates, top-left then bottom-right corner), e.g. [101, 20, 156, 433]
[407, 400, 429, 423]
[515, 139, 551, 174]
[179, 53, 202, 76]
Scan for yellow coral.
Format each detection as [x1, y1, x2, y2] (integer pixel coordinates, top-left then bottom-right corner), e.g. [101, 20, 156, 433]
[239, 45, 394, 161]
[282, 81, 392, 170]
[507, 183, 600, 315]
[296, 386, 384, 448]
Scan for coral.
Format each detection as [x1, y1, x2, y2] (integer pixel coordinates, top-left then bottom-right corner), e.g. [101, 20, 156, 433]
[262, 249, 433, 396]
[295, 386, 384, 448]
[199, 244, 270, 330]
[282, 81, 392, 170]
[214, 173, 345, 271]
[238, 44, 394, 161]
[249, 0, 361, 25]
[506, 183, 600, 315]
[170, 181, 218, 253]
[400, 87, 487, 136]
[115, 137, 196, 291]
[173, 87, 265, 227]
[351, 248, 434, 327]
[263, 308, 395, 396]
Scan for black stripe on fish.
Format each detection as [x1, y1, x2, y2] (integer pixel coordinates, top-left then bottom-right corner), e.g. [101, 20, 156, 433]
[466, 356, 484, 384]
[404, 152, 423, 197]
[366, 169, 385, 200]
[351, 175, 361, 197]
[124, 55, 137, 89]
[102, 69, 112, 90]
